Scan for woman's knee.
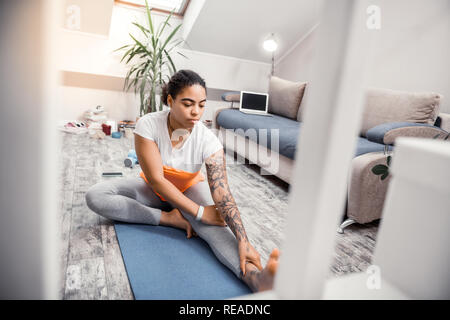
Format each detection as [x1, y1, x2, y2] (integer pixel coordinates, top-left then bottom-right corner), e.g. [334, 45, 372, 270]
[85, 187, 100, 213]
[85, 183, 114, 217]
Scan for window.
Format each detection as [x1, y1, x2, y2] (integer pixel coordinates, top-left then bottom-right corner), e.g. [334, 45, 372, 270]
[115, 0, 190, 17]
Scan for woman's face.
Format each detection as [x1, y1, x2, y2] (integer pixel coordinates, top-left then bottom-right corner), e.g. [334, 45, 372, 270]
[167, 84, 206, 129]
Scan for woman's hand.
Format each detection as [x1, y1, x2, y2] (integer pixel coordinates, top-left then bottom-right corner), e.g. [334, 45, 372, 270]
[199, 205, 227, 227]
[238, 240, 263, 276]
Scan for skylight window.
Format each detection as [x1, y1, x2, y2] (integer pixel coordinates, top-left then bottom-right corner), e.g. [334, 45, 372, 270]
[115, 0, 189, 16]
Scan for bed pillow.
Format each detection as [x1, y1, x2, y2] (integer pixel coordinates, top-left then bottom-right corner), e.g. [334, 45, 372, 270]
[268, 76, 307, 120]
[360, 88, 442, 137]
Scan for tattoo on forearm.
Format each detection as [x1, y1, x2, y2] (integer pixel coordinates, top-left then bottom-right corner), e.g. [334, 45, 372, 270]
[205, 150, 249, 243]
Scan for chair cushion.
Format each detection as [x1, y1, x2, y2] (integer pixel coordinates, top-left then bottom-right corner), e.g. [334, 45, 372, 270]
[360, 88, 442, 137]
[355, 137, 392, 157]
[216, 109, 300, 160]
[268, 76, 307, 120]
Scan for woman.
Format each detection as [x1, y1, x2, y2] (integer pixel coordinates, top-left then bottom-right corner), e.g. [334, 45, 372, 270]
[85, 70, 279, 292]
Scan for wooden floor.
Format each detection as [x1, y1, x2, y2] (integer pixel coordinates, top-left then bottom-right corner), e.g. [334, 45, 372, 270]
[58, 132, 134, 300]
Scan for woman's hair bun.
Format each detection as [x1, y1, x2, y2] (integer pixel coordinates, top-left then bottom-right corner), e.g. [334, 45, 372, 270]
[161, 82, 169, 106]
[161, 70, 207, 107]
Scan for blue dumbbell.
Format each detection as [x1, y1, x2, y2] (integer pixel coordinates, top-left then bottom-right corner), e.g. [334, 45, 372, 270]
[124, 149, 139, 168]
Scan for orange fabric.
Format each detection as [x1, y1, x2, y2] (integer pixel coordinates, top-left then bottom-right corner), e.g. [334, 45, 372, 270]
[139, 165, 205, 201]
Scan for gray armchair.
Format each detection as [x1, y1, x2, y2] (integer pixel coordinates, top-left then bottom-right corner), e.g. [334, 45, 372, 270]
[339, 119, 449, 233]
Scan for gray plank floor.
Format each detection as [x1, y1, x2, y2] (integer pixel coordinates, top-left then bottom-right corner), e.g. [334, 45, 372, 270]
[57, 131, 379, 299]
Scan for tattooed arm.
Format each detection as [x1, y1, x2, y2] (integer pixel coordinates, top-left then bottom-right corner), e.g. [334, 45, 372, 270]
[205, 148, 248, 242]
[205, 149, 263, 275]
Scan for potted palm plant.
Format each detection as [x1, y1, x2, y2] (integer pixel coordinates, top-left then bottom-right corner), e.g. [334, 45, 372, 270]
[115, 0, 187, 118]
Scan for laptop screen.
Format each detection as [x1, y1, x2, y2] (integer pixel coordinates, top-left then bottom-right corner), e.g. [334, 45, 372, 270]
[241, 92, 268, 111]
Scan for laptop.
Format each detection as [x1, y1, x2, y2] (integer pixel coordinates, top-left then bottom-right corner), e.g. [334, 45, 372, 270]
[239, 91, 272, 116]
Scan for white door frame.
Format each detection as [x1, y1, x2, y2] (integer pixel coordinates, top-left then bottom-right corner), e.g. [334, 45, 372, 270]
[0, 0, 60, 299]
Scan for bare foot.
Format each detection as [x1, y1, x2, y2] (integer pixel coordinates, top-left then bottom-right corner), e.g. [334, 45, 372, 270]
[159, 208, 197, 238]
[243, 248, 280, 292]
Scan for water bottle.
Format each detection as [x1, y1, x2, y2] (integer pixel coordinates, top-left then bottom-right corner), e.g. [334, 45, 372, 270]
[124, 149, 139, 168]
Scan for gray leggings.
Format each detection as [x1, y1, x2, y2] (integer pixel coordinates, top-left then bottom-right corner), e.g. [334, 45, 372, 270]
[85, 177, 242, 278]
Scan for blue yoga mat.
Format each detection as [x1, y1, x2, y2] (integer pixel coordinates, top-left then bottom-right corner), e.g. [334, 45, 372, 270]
[114, 223, 252, 300]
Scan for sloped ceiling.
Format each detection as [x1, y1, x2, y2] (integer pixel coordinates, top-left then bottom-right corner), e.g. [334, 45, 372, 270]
[183, 0, 322, 63]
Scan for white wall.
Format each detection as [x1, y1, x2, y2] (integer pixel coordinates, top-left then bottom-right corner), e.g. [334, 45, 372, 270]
[60, 4, 181, 76]
[58, 85, 141, 121]
[366, 0, 450, 113]
[176, 49, 271, 92]
[275, 26, 318, 84]
[58, 3, 270, 122]
[63, 0, 114, 36]
[276, 0, 450, 114]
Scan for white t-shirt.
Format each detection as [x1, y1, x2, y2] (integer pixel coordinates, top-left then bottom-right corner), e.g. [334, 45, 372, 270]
[133, 109, 223, 174]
